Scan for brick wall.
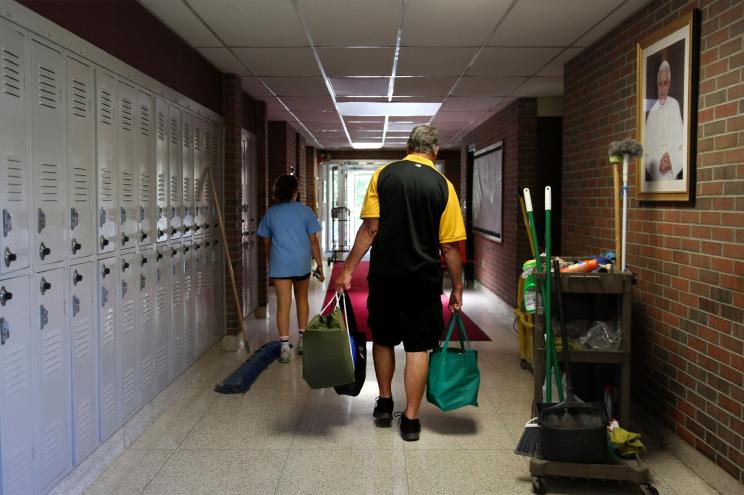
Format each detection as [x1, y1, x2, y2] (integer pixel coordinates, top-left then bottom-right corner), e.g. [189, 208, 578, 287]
[562, 0, 743, 482]
[255, 102, 269, 307]
[461, 99, 538, 306]
[268, 121, 296, 189]
[305, 146, 319, 213]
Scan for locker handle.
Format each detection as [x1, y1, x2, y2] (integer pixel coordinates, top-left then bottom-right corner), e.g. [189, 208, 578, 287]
[39, 242, 51, 260]
[205, 241, 210, 247]
[121, 233, 130, 246]
[72, 295, 80, 318]
[102, 265, 111, 278]
[2, 209, 11, 236]
[158, 229, 165, 238]
[0, 317, 8, 345]
[72, 238, 82, 254]
[3, 248, 17, 268]
[195, 244, 201, 250]
[141, 256, 148, 266]
[157, 252, 163, 260]
[195, 225, 200, 231]
[37, 208, 46, 233]
[171, 227, 178, 235]
[122, 260, 130, 271]
[100, 235, 110, 249]
[140, 231, 148, 241]
[171, 249, 177, 256]
[40, 277, 52, 295]
[71, 207, 79, 230]
[184, 246, 189, 252]
[40, 305, 49, 329]
[73, 270, 84, 285]
[0, 286, 12, 306]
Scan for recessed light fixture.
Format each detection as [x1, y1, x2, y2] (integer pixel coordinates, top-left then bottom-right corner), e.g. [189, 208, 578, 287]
[337, 102, 442, 117]
[352, 142, 383, 149]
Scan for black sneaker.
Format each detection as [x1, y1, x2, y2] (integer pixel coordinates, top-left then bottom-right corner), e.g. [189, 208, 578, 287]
[397, 413, 421, 442]
[373, 396, 394, 427]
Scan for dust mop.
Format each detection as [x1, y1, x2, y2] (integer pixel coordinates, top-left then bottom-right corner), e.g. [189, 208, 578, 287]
[608, 140, 643, 272]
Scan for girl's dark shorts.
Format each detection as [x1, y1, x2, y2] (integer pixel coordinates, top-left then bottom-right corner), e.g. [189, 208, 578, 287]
[367, 282, 443, 352]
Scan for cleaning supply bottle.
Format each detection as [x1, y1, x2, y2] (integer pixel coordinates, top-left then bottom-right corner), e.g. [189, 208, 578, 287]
[522, 259, 537, 313]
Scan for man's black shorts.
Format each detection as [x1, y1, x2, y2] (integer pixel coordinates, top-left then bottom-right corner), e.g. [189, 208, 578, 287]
[367, 281, 443, 352]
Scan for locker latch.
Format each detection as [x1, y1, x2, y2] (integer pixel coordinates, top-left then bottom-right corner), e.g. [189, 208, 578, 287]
[72, 238, 82, 255]
[99, 207, 107, 228]
[100, 235, 110, 249]
[40, 277, 51, 295]
[0, 286, 12, 306]
[140, 274, 146, 290]
[122, 259, 130, 272]
[0, 317, 8, 345]
[71, 207, 79, 230]
[120, 207, 127, 224]
[72, 295, 80, 317]
[102, 264, 111, 278]
[39, 242, 51, 261]
[37, 208, 46, 233]
[140, 255, 148, 266]
[73, 270, 83, 285]
[121, 232, 130, 246]
[2, 209, 11, 236]
[140, 231, 148, 242]
[156, 268, 161, 283]
[4, 247, 17, 268]
[140, 206, 145, 222]
[101, 286, 109, 307]
[40, 305, 49, 329]
[121, 280, 128, 298]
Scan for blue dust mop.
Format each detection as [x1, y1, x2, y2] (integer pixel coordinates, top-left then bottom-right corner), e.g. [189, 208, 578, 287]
[214, 341, 281, 394]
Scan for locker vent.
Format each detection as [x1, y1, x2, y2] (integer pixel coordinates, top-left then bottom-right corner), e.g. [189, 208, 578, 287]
[170, 175, 179, 203]
[76, 400, 94, 447]
[102, 383, 115, 422]
[139, 172, 151, 204]
[37, 65, 57, 109]
[40, 163, 60, 202]
[5, 345, 28, 396]
[194, 127, 201, 151]
[123, 369, 135, 405]
[157, 173, 166, 203]
[2, 47, 22, 98]
[121, 299, 135, 335]
[196, 272, 203, 294]
[204, 132, 211, 157]
[170, 117, 178, 144]
[142, 292, 152, 324]
[71, 78, 88, 118]
[142, 356, 153, 391]
[121, 170, 134, 203]
[182, 122, 191, 147]
[72, 166, 89, 203]
[99, 168, 113, 202]
[74, 318, 90, 359]
[43, 421, 64, 469]
[183, 177, 192, 203]
[99, 89, 113, 126]
[172, 280, 181, 306]
[173, 337, 182, 367]
[7, 448, 31, 493]
[42, 330, 63, 376]
[157, 112, 166, 141]
[102, 308, 115, 346]
[5, 156, 25, 202]
[156, 346, 168, 377]
[120, 97, 133, 131]
[157, 286, 166, 314]
[139, 104, 151, 136]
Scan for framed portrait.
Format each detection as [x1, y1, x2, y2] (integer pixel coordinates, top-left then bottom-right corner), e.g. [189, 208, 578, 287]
[472, 142, 503, 243]
[636, 10, 699, 202]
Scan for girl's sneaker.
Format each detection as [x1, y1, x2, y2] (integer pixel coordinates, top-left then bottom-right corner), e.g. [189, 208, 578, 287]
[279, 343, 291, 363]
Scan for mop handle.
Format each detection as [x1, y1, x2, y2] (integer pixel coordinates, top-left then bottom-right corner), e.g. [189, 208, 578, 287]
[621, 154, 629, 272]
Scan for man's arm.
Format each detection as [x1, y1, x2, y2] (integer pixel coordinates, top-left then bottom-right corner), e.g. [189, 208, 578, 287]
[309, 233, 325, 281]
[334, 218, 378, 292]
[441, 241, 463, 311]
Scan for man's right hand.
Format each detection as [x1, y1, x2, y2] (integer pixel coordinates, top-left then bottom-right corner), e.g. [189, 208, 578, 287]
[335, 269, 352, 293]
[448, 287, 463, 312]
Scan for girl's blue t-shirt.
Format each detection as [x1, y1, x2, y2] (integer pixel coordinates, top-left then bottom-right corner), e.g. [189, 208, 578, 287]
[257, 202, 321, 278]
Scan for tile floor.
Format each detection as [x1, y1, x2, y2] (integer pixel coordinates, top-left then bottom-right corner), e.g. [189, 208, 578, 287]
[85, 278, 722, 495]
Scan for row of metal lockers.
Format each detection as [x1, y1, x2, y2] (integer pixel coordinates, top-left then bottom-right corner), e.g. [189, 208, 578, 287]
[0, 18, 230, 495]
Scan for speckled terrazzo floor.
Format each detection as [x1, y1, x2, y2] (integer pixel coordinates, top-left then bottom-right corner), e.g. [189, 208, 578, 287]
[84, 277, 722, 495]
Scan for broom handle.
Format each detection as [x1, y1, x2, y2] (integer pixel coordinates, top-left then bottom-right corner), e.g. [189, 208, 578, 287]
[519, 195, 537, 259]
[206, 166, 247, 338]
[612, 161, 621, 272]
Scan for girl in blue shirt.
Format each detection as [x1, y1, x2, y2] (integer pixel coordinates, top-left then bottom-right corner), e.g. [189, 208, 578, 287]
[257, 174, 324, 362]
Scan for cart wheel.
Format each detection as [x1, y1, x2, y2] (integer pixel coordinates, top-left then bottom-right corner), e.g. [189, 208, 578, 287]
[531, 476, 546, 495]
[520, 359, 528, 370]
[639, 484, 658, 495]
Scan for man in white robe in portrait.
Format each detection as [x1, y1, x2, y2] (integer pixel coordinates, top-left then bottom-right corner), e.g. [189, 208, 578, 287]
[644, 60, 684, 181]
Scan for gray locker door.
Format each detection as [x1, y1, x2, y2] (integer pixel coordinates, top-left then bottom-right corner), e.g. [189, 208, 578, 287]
[0, 276, 34, 494]
[181, 113, 194, 240]
[245, 131, 258, 314]
[98, 258, 119, 440]
[204, 239, 215, 347]
[155, 98, 169, 243]
[136, 90, 155, 248]
[194, 240, 206, 355]
[169, 242, 184, 376]
[117, 80, 138, 250]
[193, 119, 205, 236]
[138, 248, 156, 403]
[33, 268, 71, 492]
[211, 236, 224, 343]
[31, 39, 68, 267]
[182, 239, 195, 366]
[66, 57, 96, 260]
[95, 70, 118, 255]
[0, 21, 30, 275]
[118, 253, 139, 420]
[69, 262, 98, 466]
[153, 246, 171, 390]
[168, 106, 182, 240]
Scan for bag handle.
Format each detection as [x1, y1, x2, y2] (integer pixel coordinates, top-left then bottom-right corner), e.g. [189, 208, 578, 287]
[440, 311, 471, 353]
[320, 293, 338, 316]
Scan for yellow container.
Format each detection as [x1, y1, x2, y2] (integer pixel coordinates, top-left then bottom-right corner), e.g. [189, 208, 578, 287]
[515, 275, 534, 370]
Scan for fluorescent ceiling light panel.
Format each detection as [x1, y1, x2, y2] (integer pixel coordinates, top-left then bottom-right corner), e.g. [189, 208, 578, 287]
[352, 142, 384, 149]
[337, 102, 441, 117]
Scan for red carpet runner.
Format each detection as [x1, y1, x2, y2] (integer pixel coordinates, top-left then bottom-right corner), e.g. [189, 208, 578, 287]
[321, 261, 490, 342]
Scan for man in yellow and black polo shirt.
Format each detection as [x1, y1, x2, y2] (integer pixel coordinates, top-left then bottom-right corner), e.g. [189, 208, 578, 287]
[335, 125, 466, 441]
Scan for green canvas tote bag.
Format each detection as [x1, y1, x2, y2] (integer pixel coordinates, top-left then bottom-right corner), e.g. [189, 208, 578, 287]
[426, 311, 480, 411]
[302, 294, 355, 389]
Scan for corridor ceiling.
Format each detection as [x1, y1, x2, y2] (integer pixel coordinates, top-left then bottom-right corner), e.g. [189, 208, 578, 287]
[139, 0, 650, 149]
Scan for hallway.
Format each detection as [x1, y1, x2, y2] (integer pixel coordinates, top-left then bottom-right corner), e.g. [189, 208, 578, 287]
[81, 278, 719, 495]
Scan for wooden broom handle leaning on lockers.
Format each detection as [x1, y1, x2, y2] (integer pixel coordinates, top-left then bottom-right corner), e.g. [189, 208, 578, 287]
[205, 166, 247, 339]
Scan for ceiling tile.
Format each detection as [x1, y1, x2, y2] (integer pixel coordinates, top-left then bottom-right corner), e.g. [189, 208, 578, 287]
[198, 48, 250, 75]
[297, 0, 401, 46]
[330, 77, 390, 97]
[402, 0, 511, 46]
[393, 77, 458, 97]
[139, 0, 222, 47]
[512, 77, 564, 97]
[388, 122, 419, 132]
[344, 116, 386, 123]
[279, 96, 336, 112]
[536, 48, 583, 77]
[189, 0, 307, 46]
[468, 47, 563, 77]
[388, 116, 431, 123]
[294, 111, 341, 123]
[261, 77, 330, 97]
[397, 47, 478, 76]
[233, 48, 319, 77]
[574, 0, 652, 47]
[438, 97, 503, 112]
[240, 77, 273, 98]
[317, 48, 394, 76]
[432, 111, 487, 122]
[451, 76, 526, 96]
[487, 0, 623, 46]
[429, 120, 471, 131]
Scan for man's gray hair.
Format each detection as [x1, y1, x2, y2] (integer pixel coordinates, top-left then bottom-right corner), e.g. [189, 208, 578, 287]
[657, 60, 671, 81]
[407, 125, 439, 154]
